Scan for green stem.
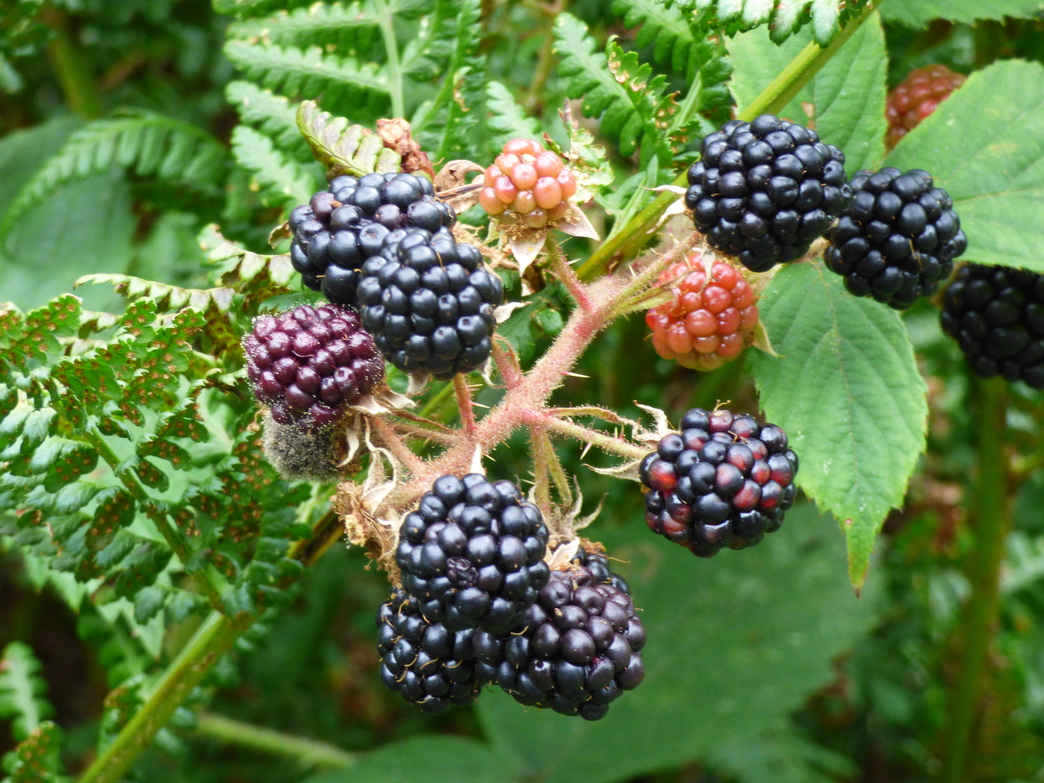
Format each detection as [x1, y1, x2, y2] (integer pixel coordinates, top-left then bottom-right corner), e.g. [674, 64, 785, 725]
[43, 9, 102, 119]
[576, 2, 882, 281]
[194, 713, 355, 770]
[374, 0, 405, 119]
[940, 376, 1010, 783]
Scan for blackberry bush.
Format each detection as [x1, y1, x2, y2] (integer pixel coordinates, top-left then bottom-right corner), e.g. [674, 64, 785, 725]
[473, 566, 646, 720]
[886, 65, 966, 150]
[395, 475, 551, 633]
[941, 264, 1044, 388]
[639, 408, 799, 557]
[242, 303, 385, 428]
[825, 167, 967, 309]
[685, 114, 850, 273]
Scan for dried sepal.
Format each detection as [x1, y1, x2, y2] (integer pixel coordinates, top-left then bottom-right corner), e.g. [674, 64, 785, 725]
[555, 205, 601, 241]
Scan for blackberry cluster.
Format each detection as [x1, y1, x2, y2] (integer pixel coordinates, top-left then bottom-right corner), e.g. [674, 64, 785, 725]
[478, 138, 577, 228]
[376, 589, 485, 714]
[685, 114, 849, 273]
[357, 227, 503, 379]
[288, 172, 454, 308]
[473, 566, 646, 721]
[242, 303, 384, 429]
[395, 474, 551, 633]
[639, 407, 799, 557]
[886, 65, 965, 150]
[825, 168, 966, 309]
[941, 264, 1044, 389]
[646, 251, 759, 371]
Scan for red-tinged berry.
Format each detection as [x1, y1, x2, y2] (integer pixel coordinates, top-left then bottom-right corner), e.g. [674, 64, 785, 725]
[886, 65, 966, 150]
[480, 139, 577, 226]
[243, 303, 384, 429]
[638, 407, 799, 557]
[646, 250, 760, 371]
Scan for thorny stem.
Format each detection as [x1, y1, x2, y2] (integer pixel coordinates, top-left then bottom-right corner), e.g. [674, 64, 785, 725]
[454, 374, 478, 436]
[545, 238, 594, 312]
[529, 425, 554, 517]
[538, 414, 649, 462]
[491, 338, 524, 388]
[534, 426, 574, 507]
[385, 417, 459, 446]
[370, 416, 426, 474]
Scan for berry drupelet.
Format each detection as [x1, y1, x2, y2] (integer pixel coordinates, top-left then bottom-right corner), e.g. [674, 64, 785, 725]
[243, 303, 384, 429]
[396, 474, 551, 633]
[376, 589, 485, 713]
[886, 65, 966, 150]
[639, 407, 799, 557]
[941, 264, 1044, 389]
[825, 168, 966, 309]
[686, 114, 850, 273]
[478, 138, 577, 228]
[473, 566, 646, 721]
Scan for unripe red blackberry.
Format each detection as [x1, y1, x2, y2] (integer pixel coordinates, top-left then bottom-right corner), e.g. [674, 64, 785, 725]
[242, 303, 384, 429]
[376, 589, 485, 714]
[886, 65, 966, 150]
[646, 251, 759, 371]
[478, 138, 578, 228]
[395, 474, 551, 633]
[639, 407, 799, 557]
[472, 566, 646, 721]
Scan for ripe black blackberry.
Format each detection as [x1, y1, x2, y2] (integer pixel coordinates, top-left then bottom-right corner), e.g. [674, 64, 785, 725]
[941, 264, 1044, 388]
[357, 228, 503, 379]
[396, 474, 551, 633]
[242, 303, 384, 429]
[376, 589, 485, 713]
[287, 172, 454, 308]
[825, 167, 967, 309]
[472, 566, 646, 721]
[685, 114, 850, 273]
[639, 407, 799, 557]
[571, 544, 630, 595]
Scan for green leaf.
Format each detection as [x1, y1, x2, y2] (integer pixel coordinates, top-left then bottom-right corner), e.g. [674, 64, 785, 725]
[747, 263, 928, 589]
[308, 736, 512, 783]
[295, 102, 401, 178]
[673, 0, 873, 45]
[231, 125, 322, 209]
[479, 503, 879, 783]
[729, 12, 887, 172]
[1, 720, 64, 782]
[226, 81, 313, 161]
[881, 0, 1044, 27]
[485, 81, 541, 151]
[228, 1, 379, 49]
[884, 59, 1044, 273]
[0, 643, 52, 742]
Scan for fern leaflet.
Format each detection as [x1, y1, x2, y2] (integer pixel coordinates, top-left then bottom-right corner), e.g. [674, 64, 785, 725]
[226, 81, 312, 162]
[231, 125, 322, 209]
[228, 1, 380, 50]
[671, 0, 873, 45]
[0, 642, 53, 742]
[485, 81, 541, 151]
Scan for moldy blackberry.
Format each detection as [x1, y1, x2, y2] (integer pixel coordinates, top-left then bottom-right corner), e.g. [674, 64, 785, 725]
[242, 303, 384, 429]
[685, 114, 849, 273]
[941, 264, 1044, 389]
[288, 172, 454, 308]
[357, 227, 503, 379]
[472, 566, 646, 721]
[825, 168, 967, 309]
[376, 589, 485, 713]
[639, 407, 799, 557]
[396, 474, 551, 633]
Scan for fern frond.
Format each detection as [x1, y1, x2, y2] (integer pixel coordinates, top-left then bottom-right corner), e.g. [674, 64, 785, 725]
[612, 0, 697, 77]
[486, 81, 541, 150]
[227, 1, 380, 50]
[555, 14, 675, 167]
[0, 113, 227, 242]
[231, 125, 322, 209]
[671, 0, 872, 45]
[74, 275, 236, 315]
[213, 0, 314, 18]
[224, 40, 391, 122]
[226, 81, 311, 161]
[296, 101, 401, 177]
[0, 642, 53, 742]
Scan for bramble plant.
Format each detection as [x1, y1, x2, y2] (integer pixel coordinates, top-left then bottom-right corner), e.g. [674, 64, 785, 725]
[3, 1, 1044, 782]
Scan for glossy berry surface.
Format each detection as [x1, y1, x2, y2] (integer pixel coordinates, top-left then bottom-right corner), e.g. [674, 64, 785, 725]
[288, 172, 454, 308]
[639, 407, 799, 557]
[473, 566, 646, 721]
[396, 474, 551, 633]
[243, 303, 384, 429]
[357, 227, 503, 379]
[685, 114, 849, 273]
[941, 264, 1044, 389]
[478, 138, 577, 228]
[377, 589, 485, 714]
[825, 167, 966, 309]
[886, 65, 966, 150]
[646, 251, 759, 371]
[571, 544, 630, 595]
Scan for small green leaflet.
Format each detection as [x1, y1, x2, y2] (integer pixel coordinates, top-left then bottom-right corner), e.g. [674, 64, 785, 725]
[882, 0, 1044, 28]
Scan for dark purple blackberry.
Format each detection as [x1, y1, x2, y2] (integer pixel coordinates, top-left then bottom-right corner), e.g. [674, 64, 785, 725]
[473, 566, 646, 721]
[356, 229, 503, 379]
[376, 589, 485, 713]
[571, 544, 630, 595]
[242, 303, 384, 429]
[685, 114, 850, 273]
[825, 167, 967, 310]
[639, 407, 799, 557]
[941, 264, 1044, 388]
[287, 172, 454, 308]
[396, 474, 551, 633]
